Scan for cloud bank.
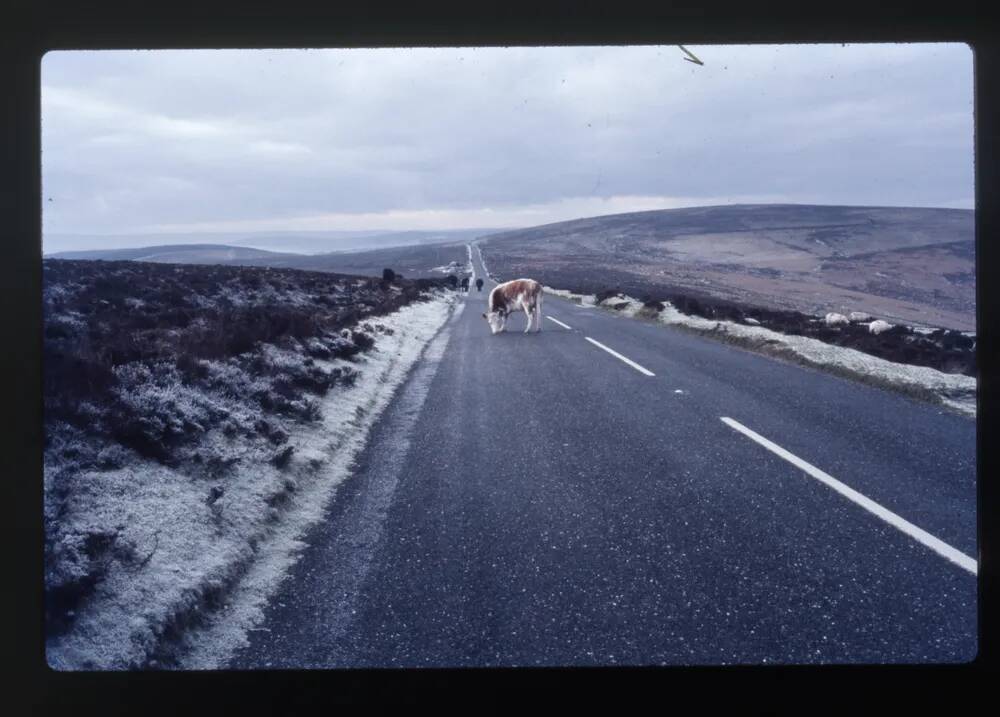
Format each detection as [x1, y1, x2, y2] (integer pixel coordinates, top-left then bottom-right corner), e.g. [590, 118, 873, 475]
[41, 44, 974, 244]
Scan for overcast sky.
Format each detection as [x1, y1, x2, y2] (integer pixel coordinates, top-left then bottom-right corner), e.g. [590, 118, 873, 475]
[41, 43, 974, 245]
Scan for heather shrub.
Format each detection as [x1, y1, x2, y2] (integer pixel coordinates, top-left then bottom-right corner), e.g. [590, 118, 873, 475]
[42, 258, 443, 628]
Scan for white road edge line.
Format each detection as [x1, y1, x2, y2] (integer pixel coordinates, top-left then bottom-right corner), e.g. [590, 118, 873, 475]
[547, 316, 572, 330]
[719, 416, 977, 576]
[584, 337, 656, 376]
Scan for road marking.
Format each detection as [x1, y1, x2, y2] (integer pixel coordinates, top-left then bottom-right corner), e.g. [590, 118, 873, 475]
[584, 337, 656, 376]
[547, 316, 572, 330]
[719, 416, 977, 576]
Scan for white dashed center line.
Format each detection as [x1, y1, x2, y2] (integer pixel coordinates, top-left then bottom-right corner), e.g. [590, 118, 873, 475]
[584, 337, 656, 376]
[720, 416, 977, 575]
[546, 316, 572, 330]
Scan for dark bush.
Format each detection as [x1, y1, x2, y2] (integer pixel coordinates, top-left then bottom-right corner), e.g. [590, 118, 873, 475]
[336, 366, 359, 387]
[351, 330, 375, 352]
[299, 400, 322, 423]
[198, 449, 238, 478]
[291, 367, 335, 395]
[382, 268, 396, 282]
[44, 321, 75, 340]
[110, 412, 181, 464]
[254, 419, 277, 439]
[45, 527, 131, 636]
[414, 278, 439, 292]
[176, 354, 208, 383]
[270, 446, 294, 469]
[42, 258, 441, 481]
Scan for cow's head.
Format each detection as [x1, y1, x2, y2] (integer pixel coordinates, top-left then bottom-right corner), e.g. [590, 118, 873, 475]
[482, 308, 507, 334]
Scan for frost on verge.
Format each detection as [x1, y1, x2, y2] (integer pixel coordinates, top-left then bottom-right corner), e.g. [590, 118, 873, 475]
[179, 299, 465, 670]
[44, 261, 459, 670]
[542, 286, 597, 306]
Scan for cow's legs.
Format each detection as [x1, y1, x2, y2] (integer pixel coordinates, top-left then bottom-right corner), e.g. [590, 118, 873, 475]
[523, 303, 534, 333]
[535, 295, 543, 331]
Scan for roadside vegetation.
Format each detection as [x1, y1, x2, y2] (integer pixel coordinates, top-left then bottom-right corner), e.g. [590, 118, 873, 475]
[43, 258, 448, 649]
[585, 288, 976, 378]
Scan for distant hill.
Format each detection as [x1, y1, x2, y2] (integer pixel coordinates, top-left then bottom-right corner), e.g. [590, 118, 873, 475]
[219, 241, 471, 279]
[480, 204, 975, 331]
[48, 244, 297, 264]
[44, 228, 506, 256]
[48, 241, 472, 280]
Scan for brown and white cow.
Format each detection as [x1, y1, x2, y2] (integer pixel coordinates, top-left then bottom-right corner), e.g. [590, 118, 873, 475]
[482, 278, 543, 334]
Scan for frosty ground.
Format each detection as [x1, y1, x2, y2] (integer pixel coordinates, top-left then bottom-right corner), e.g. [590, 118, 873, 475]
[43, 259, 459, 669]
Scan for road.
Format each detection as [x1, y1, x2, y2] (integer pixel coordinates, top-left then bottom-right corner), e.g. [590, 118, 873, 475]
[228, 244, 977, 667]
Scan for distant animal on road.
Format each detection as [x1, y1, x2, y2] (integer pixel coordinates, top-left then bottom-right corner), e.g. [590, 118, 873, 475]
[461, 276, 470, 292]
[483, 278, 543, 334]
[475, 278, 484, 292]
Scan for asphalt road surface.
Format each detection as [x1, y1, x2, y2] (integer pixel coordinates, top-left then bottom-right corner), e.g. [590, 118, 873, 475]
[228, 244, 977, 668]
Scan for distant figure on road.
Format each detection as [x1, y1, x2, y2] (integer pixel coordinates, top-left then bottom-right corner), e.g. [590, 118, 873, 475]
[475, 278, 484, 292]
[461, 276, 470, 292]
[483, 278, 543, 334]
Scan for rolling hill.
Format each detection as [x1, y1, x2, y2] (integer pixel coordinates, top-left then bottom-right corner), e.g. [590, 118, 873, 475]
[45, 228, 504, 257]
[217, 241, 470, 278]
[48, 244, 297, 264]
[478, 204, 975, 331]
[50, 241, 472, 280]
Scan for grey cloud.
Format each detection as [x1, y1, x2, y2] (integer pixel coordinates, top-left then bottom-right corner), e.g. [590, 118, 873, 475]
[41, 44, 973, 239]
